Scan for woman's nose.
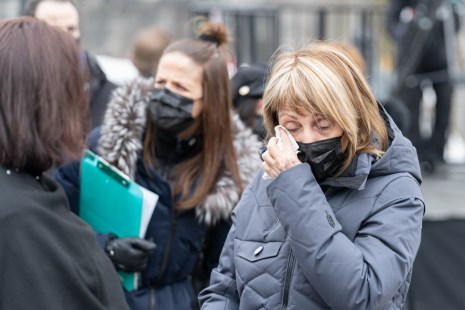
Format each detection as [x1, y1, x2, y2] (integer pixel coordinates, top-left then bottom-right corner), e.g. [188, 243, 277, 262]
[164, 84, 174, 93]
[299, 128, 319, 144]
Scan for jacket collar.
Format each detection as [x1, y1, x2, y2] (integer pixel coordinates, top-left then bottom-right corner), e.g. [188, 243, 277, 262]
[321, 102, 421, 190]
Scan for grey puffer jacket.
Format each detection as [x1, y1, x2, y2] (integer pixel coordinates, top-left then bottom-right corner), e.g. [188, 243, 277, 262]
[199, 113, 425, 310]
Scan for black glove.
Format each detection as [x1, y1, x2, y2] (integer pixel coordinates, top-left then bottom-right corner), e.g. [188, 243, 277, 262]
[105, 236, 156, 273]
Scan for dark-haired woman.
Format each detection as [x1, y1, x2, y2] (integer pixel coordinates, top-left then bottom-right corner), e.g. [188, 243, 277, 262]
[55, 22, 261, 309]
[0, 17, 129, 309]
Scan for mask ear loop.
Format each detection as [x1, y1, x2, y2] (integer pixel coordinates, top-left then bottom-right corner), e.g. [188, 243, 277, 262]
[297, 149, 306, 163]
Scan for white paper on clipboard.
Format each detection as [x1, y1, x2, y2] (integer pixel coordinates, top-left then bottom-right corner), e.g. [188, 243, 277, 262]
[139, 187, 158, 238]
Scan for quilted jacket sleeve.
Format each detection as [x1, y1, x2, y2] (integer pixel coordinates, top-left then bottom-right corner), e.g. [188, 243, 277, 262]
[198, 219, 240, 310]
[267, 163, 424, 310]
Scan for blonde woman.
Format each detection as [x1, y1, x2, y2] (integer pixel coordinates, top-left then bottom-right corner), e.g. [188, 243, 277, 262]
[200, 42, 424, 309]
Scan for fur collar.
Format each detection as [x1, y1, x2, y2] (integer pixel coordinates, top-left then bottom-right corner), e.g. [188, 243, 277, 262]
[98, 77, 262, 225]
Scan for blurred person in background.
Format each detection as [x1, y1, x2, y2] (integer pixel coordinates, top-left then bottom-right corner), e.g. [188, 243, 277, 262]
[24, 0, 117, 130]
[231, 63, 268, 140]
[200, 41, 424, 309]
[54, 21, 261, 310]
[0, 17, 129, 310]
[130, 25, 171, 78]
[386, 0, 461, 173]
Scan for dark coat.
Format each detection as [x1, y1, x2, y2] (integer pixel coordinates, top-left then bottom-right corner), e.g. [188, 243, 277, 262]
[385, 0, 460, 74]
[199, 110, 425, 309]
[85, 51, 117, 129]
[54, 77, 262, 309]
[0, 165, 129, 310]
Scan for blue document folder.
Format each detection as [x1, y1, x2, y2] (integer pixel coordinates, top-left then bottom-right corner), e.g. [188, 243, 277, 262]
[79, 149, 157, 291]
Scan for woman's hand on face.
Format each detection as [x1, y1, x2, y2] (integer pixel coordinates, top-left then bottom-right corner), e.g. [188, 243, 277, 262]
[262, 128, 301, 178]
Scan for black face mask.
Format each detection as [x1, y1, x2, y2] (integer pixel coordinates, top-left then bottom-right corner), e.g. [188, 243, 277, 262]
[148, 88, 195, 134]
[297, 136, 345, 181]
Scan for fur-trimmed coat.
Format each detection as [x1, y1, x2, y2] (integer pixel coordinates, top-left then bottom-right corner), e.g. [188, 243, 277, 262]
[54, 77, 262, 310]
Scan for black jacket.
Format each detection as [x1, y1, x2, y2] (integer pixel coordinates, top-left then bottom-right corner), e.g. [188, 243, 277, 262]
[85, 51, 117, 129]
[0, 165, 129, 310]
[385, 0, 460, 74]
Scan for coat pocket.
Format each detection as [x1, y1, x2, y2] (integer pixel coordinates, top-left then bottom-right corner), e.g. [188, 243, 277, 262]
[237, 240, 283, 262]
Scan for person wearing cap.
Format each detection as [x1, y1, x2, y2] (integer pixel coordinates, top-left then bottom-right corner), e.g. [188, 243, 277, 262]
[54, 21, 261, 310]
[231, 63, 268, 139]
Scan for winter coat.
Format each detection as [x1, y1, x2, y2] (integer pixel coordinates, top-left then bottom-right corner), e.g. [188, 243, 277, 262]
[84, 50, 117, 130]
[0, 165, 129, 310]
[54, 77, 262, 310]
[199, 110, 425, 310]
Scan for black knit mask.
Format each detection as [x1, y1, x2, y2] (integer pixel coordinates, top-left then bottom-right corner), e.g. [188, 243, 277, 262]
[297, 136, 345, 181]
[148, 88, 195, 134]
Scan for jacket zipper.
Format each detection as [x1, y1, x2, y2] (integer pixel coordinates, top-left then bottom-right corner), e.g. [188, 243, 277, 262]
[281, 248, 296, 310]
[150, 140, 181, 310]
[150, 208, 176, 310]
[155, 207, 177, 282]
[150, 140, 180, 309]
[154, 140, 181, 284]
[150, 287, 156, 310]
[157, 140, 181, 282]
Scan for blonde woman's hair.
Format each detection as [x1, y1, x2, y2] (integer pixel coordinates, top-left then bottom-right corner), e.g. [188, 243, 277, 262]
[262, 41, 388, 175]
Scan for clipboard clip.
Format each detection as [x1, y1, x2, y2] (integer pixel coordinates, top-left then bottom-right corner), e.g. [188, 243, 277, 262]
[83, 150, 131, 188]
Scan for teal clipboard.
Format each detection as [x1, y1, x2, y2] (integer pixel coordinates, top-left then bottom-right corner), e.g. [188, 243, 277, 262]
[79, 149, 144, 292]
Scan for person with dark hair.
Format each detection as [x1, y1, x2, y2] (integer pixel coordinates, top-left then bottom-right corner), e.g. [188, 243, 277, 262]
[54, 21, 261, 309]
[199, 41, 424, 309]
[0, 17, 129, 309]
[386, 0, 460, 173]
[231, 63, 268, 139]
[24, 0, 117, 130]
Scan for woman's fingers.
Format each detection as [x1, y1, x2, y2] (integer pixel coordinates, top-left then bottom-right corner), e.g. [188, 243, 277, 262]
[261, 150, 276, 178]
[262, 160, 278, 178]
[266, 137, 280, 158]
[262, 132, 300, 178]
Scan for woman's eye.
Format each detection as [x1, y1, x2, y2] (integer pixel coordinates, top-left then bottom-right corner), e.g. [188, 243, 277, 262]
[173, 83, 187, 91]
[316, 119, 331, 130]
[318, 124, 330, 130]
[285, 127, 299, 133]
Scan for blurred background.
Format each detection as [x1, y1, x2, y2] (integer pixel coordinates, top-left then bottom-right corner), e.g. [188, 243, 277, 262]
[1, 0, 395, 97]
[1, 0, 465, 308]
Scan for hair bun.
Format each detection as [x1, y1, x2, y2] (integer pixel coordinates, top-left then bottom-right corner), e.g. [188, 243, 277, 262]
[197, 22, 230, 47]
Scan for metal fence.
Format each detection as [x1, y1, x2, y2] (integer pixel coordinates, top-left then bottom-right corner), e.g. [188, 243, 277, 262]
[191, 2, 395, 99]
